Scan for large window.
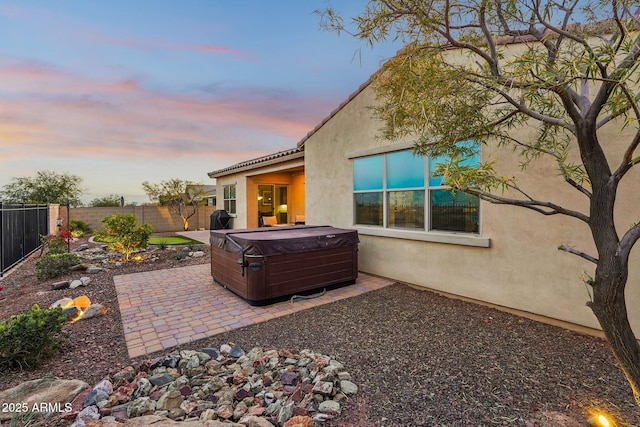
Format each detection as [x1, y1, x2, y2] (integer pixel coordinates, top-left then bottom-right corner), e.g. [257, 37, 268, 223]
[223, 184, 236, 214]
[354, 155, 383, 225]
[353, 144, 479, 233]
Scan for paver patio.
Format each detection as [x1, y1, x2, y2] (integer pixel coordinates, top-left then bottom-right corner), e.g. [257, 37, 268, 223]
[114, 262, 395, 358]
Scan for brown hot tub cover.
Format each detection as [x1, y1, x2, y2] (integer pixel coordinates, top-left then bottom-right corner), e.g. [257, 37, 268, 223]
[210, 225, 359, 305]
[210, 225, 359, 256]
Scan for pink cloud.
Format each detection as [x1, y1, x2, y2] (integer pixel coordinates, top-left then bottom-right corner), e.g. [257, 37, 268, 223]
[85, 31, 255, 61]
[0, 60, 335, 164]
[166, 42, 256, 61]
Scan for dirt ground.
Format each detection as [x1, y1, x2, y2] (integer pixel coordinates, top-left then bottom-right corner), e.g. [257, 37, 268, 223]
[1, 237, 639, 426]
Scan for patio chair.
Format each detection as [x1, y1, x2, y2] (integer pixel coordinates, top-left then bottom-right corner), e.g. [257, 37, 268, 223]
[262, 215, 278, 227]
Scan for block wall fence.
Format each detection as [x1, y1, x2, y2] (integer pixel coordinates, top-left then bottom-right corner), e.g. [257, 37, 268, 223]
[55, 205, 217, 233]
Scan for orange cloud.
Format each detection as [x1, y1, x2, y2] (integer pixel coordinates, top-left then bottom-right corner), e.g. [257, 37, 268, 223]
[0, 59, 336, 164]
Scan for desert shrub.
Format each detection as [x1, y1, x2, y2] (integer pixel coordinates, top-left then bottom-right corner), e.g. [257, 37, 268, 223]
[68, 219, 92, 237]
[39, 228, 72, 255]
[95, 214, 153, 261]
[158, 239, 169, 250]
[9, 411, 46, 427]
[9, 411, 44, 427]
[34, 252, 80, 280]
[187, 243, 203, 251]
[0, 304, 67, 370]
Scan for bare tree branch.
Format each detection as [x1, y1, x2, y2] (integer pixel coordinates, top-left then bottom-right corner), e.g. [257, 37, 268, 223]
[558, 244, 599, 264]
[617, 222, 640, 262]
[464, 187, 590, 223]
[464, 73, 574, 130]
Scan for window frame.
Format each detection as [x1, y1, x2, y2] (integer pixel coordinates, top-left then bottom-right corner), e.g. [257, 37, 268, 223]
[223, 184, 237, 214]
[350, 144, 488, 247]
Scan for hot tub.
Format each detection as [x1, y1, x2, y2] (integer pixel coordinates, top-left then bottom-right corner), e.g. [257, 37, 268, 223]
[210, 225, 358, 305]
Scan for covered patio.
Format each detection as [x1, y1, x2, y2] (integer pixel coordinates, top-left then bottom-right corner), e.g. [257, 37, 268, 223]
[208, 147, 305, 229]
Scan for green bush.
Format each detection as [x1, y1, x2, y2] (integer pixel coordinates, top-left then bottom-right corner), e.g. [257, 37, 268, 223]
[39, 228, 72, 255]
[68, 219, 92, 237]
[95, 214, 153, 261]
[34, 252, 81, 280]
[0, 304, 67, 370]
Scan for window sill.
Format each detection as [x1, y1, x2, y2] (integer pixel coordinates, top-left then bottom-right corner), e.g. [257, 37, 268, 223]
[354, 226, 490, 248]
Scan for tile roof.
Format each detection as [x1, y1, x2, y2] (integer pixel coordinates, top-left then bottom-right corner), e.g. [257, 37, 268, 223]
[207, 147, 303, 178]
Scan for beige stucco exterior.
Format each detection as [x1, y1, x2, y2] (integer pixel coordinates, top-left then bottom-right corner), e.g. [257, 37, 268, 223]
[212, 153, 304, 229]
[303, 81, 640, 334]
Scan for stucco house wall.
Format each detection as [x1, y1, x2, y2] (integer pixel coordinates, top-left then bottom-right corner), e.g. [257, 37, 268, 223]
[303, 81, 640, 334]
[212, 153, 304, 229]
[215, 173, 248, 229]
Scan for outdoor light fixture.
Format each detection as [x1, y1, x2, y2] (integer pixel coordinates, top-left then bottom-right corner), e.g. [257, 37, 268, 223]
[588, 412, 613, 427]
[56, 217, 63, 228]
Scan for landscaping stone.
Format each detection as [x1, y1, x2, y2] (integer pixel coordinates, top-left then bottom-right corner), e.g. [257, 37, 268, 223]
[82, 304, 105, 320]
[311, 381, 333, 396]
[0, 378, 89, 421]
[72, 344, 357, 427]
[73, 404, 100, 426]
[318, 400, 341, 415]
[51, 280, 71, 290]
[339, 380, 358, 395]
[63, 306, 81, 319]
[50, 297, 73, 308]
[70, 279, 84, 289]
[228, 343, 245, 358]
[149, 373, 175, 387]
[126, 397, 155, 418]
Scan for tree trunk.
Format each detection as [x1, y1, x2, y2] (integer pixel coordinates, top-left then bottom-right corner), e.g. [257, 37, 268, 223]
[576, 126, 640, 404]
[590, 268, 640, 405]
[181, 217, 189, 231]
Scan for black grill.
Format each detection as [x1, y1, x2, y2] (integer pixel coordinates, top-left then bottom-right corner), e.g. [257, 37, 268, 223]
[210, 209, 232, 230]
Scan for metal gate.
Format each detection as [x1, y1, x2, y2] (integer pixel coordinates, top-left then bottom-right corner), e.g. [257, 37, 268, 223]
[0, 203, 49, 277]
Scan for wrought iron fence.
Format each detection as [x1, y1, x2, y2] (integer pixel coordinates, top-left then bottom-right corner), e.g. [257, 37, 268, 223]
[431, 202, 479, 232]
[0, 203, 49, 277]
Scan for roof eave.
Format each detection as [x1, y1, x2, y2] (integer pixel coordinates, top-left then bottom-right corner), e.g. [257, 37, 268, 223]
[208, 150, 304, 179]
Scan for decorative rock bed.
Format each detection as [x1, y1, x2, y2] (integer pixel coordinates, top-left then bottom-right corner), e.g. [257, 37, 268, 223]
[70, 344, 358, 426]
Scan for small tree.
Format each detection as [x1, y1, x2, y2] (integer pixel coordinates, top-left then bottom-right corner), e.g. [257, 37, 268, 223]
[142, 179, 205, 231]
[96, 214, 153, 261]
[319, 0, 640, 403]
[0, 170, 84, 206]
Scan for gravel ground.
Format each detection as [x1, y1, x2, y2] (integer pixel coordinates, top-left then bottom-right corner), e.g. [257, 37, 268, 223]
[1, 237, 639, 426]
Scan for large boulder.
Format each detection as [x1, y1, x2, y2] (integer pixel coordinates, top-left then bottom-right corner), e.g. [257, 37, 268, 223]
[0, 378, 89, 421]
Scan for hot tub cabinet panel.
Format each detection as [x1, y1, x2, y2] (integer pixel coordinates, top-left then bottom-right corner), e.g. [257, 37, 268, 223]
[210, 226, 358, 305]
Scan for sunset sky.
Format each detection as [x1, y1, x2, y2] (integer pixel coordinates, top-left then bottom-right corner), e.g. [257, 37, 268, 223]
[0, 1, 400, 204]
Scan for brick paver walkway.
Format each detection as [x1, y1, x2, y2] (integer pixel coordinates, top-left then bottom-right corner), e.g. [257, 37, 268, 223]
[114, 263, 394, 358]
